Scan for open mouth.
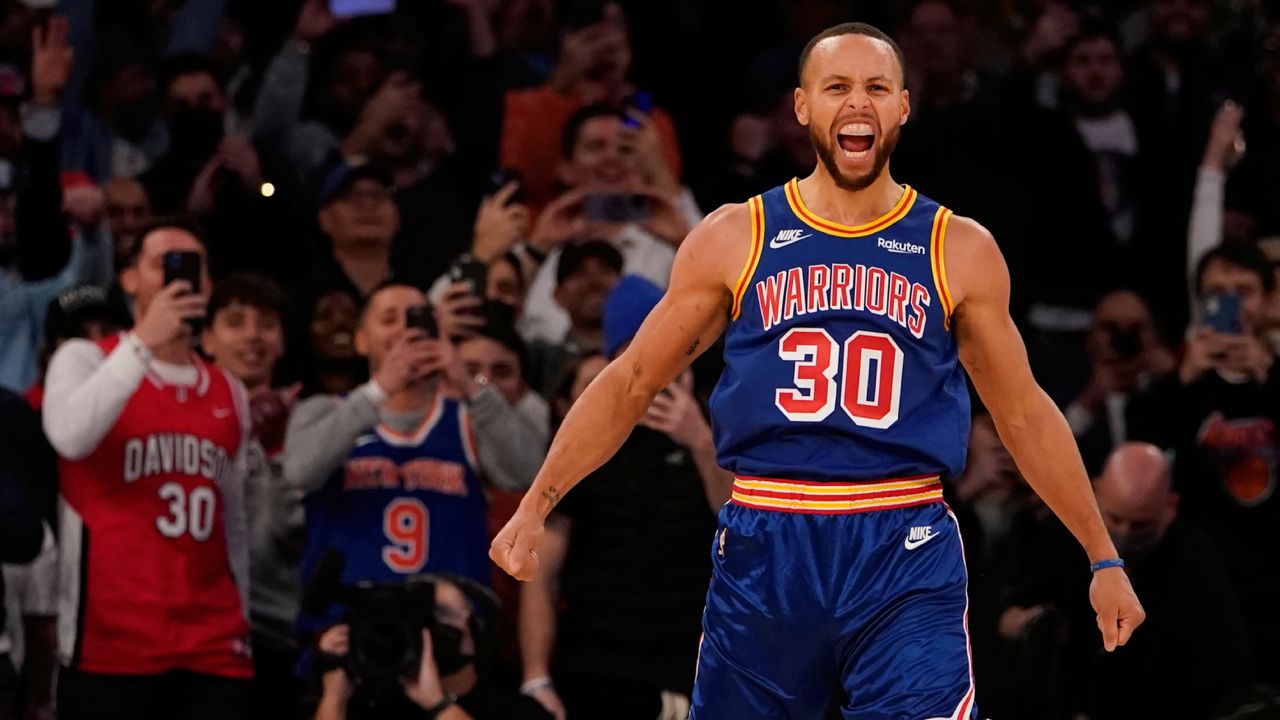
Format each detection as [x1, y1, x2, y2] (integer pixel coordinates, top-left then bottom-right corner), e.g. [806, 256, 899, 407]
[836, 122, 875, 159]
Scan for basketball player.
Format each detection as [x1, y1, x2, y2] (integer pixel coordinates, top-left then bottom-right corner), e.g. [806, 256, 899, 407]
[42, 221, 252, 720]
[492, 23, 1145, 718]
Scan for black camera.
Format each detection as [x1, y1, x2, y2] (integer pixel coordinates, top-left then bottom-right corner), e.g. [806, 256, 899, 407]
[345, 579, 436, 690]
[304, 551, 495, 702]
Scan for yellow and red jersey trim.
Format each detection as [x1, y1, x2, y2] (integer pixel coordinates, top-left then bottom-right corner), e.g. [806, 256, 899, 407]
[784, 178, 917, 238]
[930, 206, 955, 330]
[731, 473, 943, 514]
[730, 195, 765, 320]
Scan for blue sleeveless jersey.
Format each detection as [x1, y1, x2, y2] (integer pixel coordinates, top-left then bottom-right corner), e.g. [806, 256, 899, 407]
[300, 395, 491, 587]
[708, 179, 970, 482]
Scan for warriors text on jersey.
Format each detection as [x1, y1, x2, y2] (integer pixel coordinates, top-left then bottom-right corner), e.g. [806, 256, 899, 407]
[300, 394, 489, 588]
[58, 335, 251, 677]
[709, 179, 971, 484]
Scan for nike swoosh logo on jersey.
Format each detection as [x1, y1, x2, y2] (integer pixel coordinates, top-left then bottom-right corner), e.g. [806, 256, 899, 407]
[769, 229, 812, 248]
[904, 529, 941, 550]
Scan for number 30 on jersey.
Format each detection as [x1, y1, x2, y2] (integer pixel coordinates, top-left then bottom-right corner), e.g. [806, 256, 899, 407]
[775, 328, 903, 428]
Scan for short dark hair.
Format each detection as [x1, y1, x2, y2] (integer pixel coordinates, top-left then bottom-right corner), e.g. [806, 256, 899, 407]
[1195, 242, 1276, 295]
[123, 216, 206, 268]
[158, 53, 221, 96]
[208, 273, 289, 322]
[357, 280, 426, 324]
[556, 240, 624, 285]
[1064, 16, 1124, 58]
[461, 301, 531, 374]
[798, 22, 906, 86]
[561, 104, 626, 159]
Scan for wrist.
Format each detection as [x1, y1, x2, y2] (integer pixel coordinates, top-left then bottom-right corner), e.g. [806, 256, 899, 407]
[127, 330, 158, 361]
[519, 676, 553, 695]
[1090, 558, 1126, 573]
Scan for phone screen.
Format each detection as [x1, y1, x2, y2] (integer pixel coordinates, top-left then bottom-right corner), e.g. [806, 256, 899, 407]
[163, 251, 202, 292]
[583, 193, 652, 224]
[329, 0, 395, 18]
[405, 305, 438, 338]
[1201, 293, 1243, 334]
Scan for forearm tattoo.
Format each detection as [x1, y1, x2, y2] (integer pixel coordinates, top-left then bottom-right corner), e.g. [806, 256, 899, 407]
[541, 485, 561, 507]
[685, 338, 700, 356]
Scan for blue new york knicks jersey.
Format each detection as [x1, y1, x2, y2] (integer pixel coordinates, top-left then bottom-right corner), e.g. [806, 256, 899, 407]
[709, 178, 971, 482]
[300, 395, 490, 588]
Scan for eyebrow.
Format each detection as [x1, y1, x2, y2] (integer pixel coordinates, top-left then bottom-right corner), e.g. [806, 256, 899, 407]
[816, 74, 895, 85]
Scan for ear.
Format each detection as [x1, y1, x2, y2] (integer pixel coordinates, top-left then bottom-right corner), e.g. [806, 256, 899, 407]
[899, 89, 911, 126]
[794, 87, 810, 127]
[119, 265, 140, 296]
[553, 283, 571, 312]
[354, 324, 370, 358]
[199, 325, 214, 356]
[317, 206, 337, 237]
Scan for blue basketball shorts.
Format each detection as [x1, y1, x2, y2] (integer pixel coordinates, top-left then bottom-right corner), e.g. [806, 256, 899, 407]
[690, 474, 977, 720]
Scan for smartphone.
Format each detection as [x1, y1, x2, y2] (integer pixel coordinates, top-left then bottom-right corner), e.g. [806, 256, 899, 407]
[163, 250, 202, 292]
[329, 0, 395, 18]
[485, 168, 523, 206]
[1201, 293, 1243, 334]
[583, 192, 652, 224]
[405, 304, 438, 338]
[449, 255, 489, 298]
[622, 91, 653, 129]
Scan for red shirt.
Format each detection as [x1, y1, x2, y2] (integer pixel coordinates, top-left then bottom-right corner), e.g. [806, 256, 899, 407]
[58, 335, 252, 677]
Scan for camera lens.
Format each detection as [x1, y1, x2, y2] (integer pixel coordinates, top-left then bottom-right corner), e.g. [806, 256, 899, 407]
[352, 616, 413, 678]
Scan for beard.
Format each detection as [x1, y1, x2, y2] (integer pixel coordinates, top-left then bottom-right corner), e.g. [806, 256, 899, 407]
[809, 120, 899, 192]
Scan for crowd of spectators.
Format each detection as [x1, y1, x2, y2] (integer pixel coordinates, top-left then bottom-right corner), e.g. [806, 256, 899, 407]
[1, 0, 1279, 718]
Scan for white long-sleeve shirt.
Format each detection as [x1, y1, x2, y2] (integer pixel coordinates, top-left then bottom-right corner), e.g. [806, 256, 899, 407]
[42, 335, 251, 614]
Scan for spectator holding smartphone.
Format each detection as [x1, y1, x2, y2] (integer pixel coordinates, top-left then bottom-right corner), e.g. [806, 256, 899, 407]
[285, 282, 537, 597]
[1129, 242, 1280, 686]
[41, 219, 254, 720]
[499, 1, 681, 210]
[514, 104, 701, 346]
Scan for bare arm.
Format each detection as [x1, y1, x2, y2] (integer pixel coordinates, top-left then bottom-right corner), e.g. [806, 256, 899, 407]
[947, 215, 1144, 650]
[948, 218, 1115, 562]
[491, 203, 751, 579]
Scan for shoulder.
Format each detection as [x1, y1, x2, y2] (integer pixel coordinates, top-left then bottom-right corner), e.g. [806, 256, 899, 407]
[941, 214, 1006, 307]
[290, 393, 344, 424]
[47, 338, 107, 375]
[673, 202, 757, 290]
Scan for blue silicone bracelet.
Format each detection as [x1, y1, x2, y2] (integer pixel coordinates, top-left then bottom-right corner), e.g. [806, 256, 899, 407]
[1090, 558, 1126, 572]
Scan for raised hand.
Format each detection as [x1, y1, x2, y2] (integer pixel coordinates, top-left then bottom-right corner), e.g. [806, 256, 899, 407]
[372, 331, 437, 395]
[639, 382, 711, 451]
[133, 281, 206, 352]
[1202, 101, 1246, 171]
[473, 182, 530, 262]
[31, 16, 73, 105]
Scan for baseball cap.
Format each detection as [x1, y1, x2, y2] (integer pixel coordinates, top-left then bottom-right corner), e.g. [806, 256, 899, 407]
[317, 161, 393, 207]
[555, 239, 624, 286]
[44, 285, 121, 347]
[603, 274, 663, 358]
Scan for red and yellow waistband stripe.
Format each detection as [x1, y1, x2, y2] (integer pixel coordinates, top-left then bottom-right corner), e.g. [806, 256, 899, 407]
[731, 474, 943, 514]
[730, 195, 765, 320]
[784, 178, 917, 238]
[930, 206, 955, 330]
